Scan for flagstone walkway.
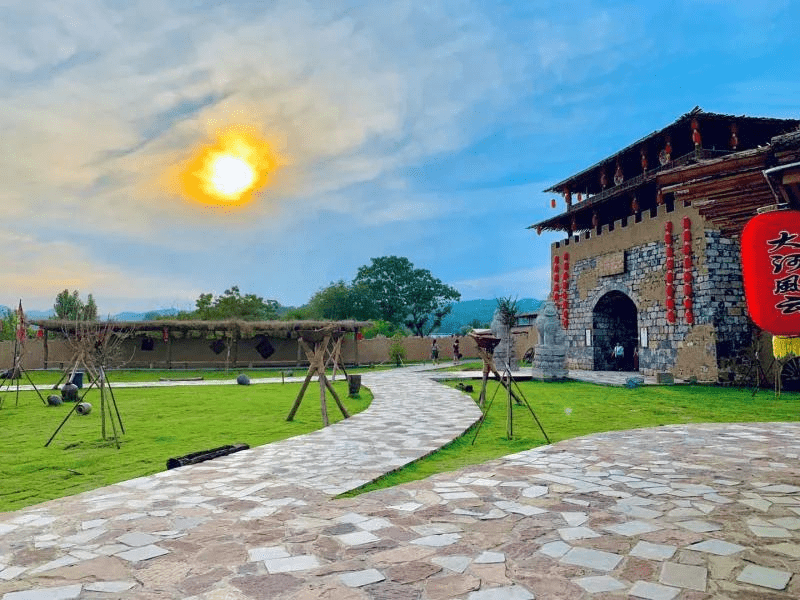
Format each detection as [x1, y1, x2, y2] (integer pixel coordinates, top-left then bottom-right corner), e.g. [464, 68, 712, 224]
[1, 368, 799, 599]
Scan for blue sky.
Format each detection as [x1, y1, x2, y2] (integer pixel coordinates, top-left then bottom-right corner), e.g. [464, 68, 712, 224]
[2, 0, 799, 313]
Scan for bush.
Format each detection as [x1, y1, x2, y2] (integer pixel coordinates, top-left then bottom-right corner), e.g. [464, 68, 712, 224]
[388, 333, 407, 366]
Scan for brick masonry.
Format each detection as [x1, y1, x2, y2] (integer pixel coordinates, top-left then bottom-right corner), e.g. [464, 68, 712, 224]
[551, 202, 751, 381]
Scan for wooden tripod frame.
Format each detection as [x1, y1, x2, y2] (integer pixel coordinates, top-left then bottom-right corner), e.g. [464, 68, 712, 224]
[45, 353, 125, 448]
[470, 334, 550, 444]
[0, 337, 47, 408]
[285, 329, 350, 426]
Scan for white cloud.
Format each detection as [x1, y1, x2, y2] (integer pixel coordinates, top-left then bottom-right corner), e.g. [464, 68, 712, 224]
[454, 266, 552, 301]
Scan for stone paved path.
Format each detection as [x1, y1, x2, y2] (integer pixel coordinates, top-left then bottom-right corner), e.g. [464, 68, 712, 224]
[2, 369, 800, 599]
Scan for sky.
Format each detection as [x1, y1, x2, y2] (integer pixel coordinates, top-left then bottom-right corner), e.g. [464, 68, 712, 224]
[2, 0, 799, 314]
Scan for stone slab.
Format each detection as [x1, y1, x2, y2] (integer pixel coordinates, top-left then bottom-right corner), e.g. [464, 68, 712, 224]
[736, 564, 792, 590]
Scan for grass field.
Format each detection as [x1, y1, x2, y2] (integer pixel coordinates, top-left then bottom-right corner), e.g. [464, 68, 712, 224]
[0, 380, 371, 511]
[8, 365, 393, 386]
[339, 379, 800, 497]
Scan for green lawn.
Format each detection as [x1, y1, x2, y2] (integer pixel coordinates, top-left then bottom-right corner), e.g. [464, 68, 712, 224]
[12, 365, 395, 386]
[339, 380, 800, 497]
[0, 381, 370, 511]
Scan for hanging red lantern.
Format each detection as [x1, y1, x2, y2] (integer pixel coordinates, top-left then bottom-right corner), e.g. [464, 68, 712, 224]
[683, 243, 692, 255]
[683, 271, 693, 283]
[665, 245, 674, 258]
[536, 226, 543, 236]
[666, 298, 675, 310]
[684, 297, 693, 310]
[665, 221, 673, 233]
[684, 283, 693, 296]
[683, 256, 692, 270]
[686, 311, 695, 325]
[553, 291, 561, 303]
[551, 198, 557, 208]
[664, 233, 672, 245]
[667, 310, 676, 323]
[666, 271, 674, 284]
[37, 329, 44, 338]
[666, 257, 674, 271]
[553, 255, 559, 264]
[562, 271, 569, 281]
[742, 209, 800, 335]
[563, 318, 569, 329]
[666, 284, 674, 297]
[682, 216, 691, 229]
[683, 230, 692, 243]
[563, 252, 570, 261]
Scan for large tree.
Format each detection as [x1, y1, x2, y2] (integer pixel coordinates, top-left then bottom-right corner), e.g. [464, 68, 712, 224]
[53, 290, 98, 320]
[194, 286, 279, 320]
[307, 280, 358, 320]
[353, 256, 461, 336]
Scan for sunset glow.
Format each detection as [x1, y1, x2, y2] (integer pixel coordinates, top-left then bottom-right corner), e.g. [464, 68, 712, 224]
[179, 126, 280, 207]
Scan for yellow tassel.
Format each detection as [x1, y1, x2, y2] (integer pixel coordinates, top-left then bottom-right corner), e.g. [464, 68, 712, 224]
[773, 335, 800, 359]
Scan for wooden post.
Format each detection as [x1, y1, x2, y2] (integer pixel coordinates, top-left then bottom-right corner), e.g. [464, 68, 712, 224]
[354, 328, 360, 366]
[232, 329, 239, 368]
[506, 372, 513, 440]
[166, 328, 172, 369]
[319, 371, 329, 427]
[43, 332, 48, 369]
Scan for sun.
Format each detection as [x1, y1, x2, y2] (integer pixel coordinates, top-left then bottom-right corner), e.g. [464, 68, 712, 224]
[210, 155, 256, 196]
[179, 126, 281, 207]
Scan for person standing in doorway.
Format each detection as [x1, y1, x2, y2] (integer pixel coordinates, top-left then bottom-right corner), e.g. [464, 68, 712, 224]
[612, 341, 624, 371]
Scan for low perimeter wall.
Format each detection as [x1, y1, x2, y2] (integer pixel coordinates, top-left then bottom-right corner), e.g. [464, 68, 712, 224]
[1, 329, 538, 371]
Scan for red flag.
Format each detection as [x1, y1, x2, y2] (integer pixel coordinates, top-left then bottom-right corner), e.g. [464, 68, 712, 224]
[16, 300, 25, 342]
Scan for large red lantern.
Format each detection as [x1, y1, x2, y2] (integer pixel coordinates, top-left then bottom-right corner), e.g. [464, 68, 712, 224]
[742, 209, 800, 335]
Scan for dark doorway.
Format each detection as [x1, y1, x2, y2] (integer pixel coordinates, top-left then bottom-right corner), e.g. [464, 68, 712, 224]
[593, 291, 638, 371]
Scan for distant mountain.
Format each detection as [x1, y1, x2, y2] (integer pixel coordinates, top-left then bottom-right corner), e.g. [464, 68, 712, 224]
[436, 298, 543, 335]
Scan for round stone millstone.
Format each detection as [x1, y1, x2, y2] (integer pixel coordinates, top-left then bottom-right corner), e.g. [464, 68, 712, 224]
[236, 374, 251, 385]
[47, 394, 63, 406]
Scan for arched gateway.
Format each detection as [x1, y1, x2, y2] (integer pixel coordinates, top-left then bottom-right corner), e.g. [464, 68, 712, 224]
[593, 291, 638, 371]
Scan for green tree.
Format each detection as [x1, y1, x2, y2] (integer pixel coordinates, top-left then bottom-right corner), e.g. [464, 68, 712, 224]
[193, 286, 279, 320]
[53, 290, 98, 320]
[353, 256, 461, 336]
[0, 308, 19, 341]
[307, 280, 357, 320]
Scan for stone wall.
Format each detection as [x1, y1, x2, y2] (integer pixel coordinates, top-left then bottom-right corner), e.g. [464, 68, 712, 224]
[552, 201, 751, 381]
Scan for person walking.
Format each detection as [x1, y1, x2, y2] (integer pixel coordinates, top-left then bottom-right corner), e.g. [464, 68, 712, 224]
[612, 341, 624, 371]
[430, 338, 440, 365]
[453, 336, 460, 365]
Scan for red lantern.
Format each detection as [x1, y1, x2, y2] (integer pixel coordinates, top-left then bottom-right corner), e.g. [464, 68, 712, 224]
[666, 271, 674, 284]
[536, 226, 542, 236]
[665, 221, 673, 233]
[742, 209, 800, 335]
[551, 198, 557, 208]
[683, 271, 693, 283]
[553, 255, 560, 264]
[666, 298, 675, 310]
[684, 297, 693, 310]
[562, 271, 569, 281]
[562, 318, 569, 329]
[682, 216, 691, 229]
[667, 310, 676, 323]
[553, 291, 560, 303]
[683, 230, 692, 243]
[683, 243, 692, 255]
[683, 256, 692, 270]
[563, 252, 569, 262]
[163, 328, 169, 342]
[666, 284, 674, 297]
[686, 311, 695, 324]
[684, 283, 693, 296]
[37, 329, 44, 338]
[665, 245, 674, 258]
[553, 281, 560, 292]
[666, 257, 674, 271]
[664, 233, 672, 245]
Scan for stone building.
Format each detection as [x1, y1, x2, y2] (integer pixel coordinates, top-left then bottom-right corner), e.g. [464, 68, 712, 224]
[531, 108, 800, 382]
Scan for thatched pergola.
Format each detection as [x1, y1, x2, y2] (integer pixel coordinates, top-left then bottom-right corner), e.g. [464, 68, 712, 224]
[30, 319, 372, 370]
